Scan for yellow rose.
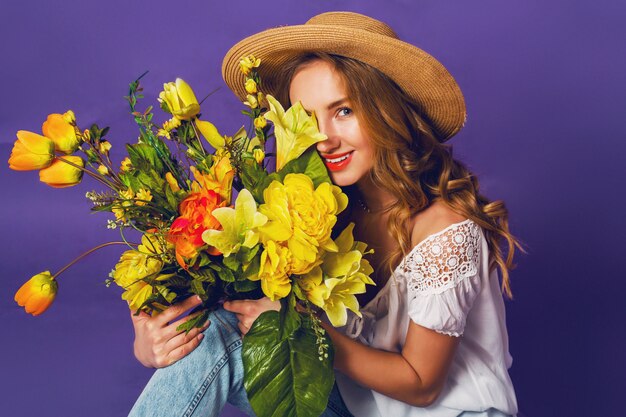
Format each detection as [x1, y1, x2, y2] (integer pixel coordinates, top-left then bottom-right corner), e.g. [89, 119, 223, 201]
[259, 174, 347, 271]
[158, 78, 200, 120]
[245, 79, 257, 94]
[253, 116, 267, 130]
[42, 113, 79, 154]
[39, 156, 84, 188]
[8, 130, 55, 171]
[14, 271, 58, 316]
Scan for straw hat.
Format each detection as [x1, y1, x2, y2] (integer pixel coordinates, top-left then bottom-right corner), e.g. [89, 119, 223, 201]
[222, 11, 466, 141]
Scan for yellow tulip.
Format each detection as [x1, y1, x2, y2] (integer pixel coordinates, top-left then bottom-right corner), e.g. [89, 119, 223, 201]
[159, 78, 200, 120]
[195, 119, 225, 149]
[42, 113, 79, 154]
[39, 156, 84, 188]
[8, 130, 55, 171]
[14, 271, 58, 316]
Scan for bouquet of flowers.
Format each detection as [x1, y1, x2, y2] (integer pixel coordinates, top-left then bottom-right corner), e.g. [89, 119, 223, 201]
[10, 57, 375, 417]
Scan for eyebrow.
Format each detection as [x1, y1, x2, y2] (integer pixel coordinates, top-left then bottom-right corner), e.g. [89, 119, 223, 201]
[326, 98, 349, 110]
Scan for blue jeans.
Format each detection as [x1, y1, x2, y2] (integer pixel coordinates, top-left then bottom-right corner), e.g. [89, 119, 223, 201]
[129, 308, 353, 417]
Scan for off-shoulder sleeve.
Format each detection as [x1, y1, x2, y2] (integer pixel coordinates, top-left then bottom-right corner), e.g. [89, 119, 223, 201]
[403, 220, 482, 337]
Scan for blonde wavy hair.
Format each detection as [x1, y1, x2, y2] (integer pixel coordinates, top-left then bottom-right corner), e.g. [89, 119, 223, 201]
[273, 52, 521, 297]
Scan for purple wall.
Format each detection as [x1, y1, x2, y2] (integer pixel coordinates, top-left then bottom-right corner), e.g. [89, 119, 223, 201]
[2, 1, 625, 416]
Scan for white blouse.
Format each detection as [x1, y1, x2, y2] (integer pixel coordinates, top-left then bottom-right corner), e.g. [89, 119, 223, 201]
[335, 219, 518, 417]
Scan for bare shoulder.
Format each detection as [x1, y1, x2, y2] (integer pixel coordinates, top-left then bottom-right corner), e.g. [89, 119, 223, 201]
[410, 201, 468, 247]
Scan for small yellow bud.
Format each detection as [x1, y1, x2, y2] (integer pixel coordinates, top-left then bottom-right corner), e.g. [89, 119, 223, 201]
[157, 129, 171, 139]
[245, 79, 257, 94]
[99, 141, 112, 154]
[253, 148, 265, 164]
[254, 116, 267, 130]
[244, 94, 258, 109]
[62, 110, 76, 124]
[165, 172, 181, 192]
[83, 129, 91, 140]
[97, 164, 109, 175]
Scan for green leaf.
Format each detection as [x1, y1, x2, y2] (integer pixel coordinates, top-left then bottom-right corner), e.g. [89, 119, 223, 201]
[126, 143, 164, 173]
[233, 279, 260, 293]
[223, 255, 241, 272]
[217, 267, 236, 283]
[176, 309, 210, 334]
[277, 148, 331, 188]
[242, 309, 335, 417]
[188, 268, 216, 283]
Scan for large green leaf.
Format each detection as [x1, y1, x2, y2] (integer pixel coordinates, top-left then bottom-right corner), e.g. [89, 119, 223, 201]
[277, 148, 331, 188]
[242, 307, 335, 417]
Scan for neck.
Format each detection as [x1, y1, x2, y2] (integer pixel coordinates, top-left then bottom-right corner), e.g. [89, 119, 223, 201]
[355, 175, 396, 213]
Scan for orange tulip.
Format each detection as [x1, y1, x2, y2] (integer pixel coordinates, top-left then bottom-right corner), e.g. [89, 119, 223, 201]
[42, 113, 79, 154]
[8, 130, 55, 171]
[39, 156, 84, 188]
[15, 271, 58, 316]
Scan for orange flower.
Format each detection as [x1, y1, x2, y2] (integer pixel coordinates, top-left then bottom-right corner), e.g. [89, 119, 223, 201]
[167, 188, 227, 267]
[14, 271, 58, 316]
[39, 156, 84, 188]
[42, 113, 79, 154]
[191, 154, 234, 203]
[8, 130, 55, 171]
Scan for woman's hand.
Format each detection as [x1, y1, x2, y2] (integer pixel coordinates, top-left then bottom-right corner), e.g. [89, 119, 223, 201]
[223, 297, 280, 335]
[130, 295, 210, 368]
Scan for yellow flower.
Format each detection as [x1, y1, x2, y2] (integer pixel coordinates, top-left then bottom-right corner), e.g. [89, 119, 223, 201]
[253, 116, 267, 130]
[135, 189, 153, 206]
[39, 156, 84, 188]
[97, 164, 109, 175]
[245, 79, 257, 94]
[258, 174, 348, 274]
[120, 157, 132, 172]
[111, 234, 165, 311]
[14, 271, 58, 316]
[82, 129, 91, 140]
[42, 113, 79, 154]
[195, 119, 225, 149]
[163, 117, 181, 132]
[190, 155, 234, 203]
[157, 129, 171, 139]
[255, 240, 292, 301]
[239, 55, 261, 75]
[202, 189, 267, 257]
[243, 94, 258, 109]
[62, 110, 76, 124]
[165, 172, 180, 192]
[8, 130, 55, 171]
[158, 78, 200, 120]
[253, 148, 265, 164]
[99, 141, 112, 154]
[264, 95, 327, 170]
[300, 223, 375, 326]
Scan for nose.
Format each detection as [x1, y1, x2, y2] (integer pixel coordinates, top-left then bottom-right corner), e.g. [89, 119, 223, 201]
[316, 119, 341, 154]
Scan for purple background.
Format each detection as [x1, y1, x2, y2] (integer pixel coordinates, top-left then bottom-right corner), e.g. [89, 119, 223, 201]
[1, 1, 625, 416]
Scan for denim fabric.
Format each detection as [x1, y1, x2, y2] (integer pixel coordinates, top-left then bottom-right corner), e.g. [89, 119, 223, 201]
[128, 308, 352, 417]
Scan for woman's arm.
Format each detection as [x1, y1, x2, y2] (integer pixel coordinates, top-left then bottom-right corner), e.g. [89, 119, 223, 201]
[323, 320, 459, 407]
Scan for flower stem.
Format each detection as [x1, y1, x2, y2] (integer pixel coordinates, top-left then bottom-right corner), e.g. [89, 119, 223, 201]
[52, 241, 137, 280]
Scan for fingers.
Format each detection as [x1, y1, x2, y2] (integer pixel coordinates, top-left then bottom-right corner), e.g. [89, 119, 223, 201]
[165, 331, 206, 366]
[163, 313, 210, 341]
[155, 295, 203, 326]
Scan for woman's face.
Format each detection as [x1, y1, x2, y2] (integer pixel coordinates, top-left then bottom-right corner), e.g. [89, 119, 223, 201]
[289, 60, 375, 187]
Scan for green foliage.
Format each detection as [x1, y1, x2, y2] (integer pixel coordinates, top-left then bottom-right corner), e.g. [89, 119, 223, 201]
[175, 309, 210, 333]
[242, 301, 335, 417]
[277, 148, 331, 187]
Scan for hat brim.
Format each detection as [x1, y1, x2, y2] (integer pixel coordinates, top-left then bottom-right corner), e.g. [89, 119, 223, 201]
[222, 24, 466, 141]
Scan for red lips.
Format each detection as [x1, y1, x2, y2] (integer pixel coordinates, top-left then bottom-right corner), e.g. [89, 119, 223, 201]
[321, 151, 353, 172]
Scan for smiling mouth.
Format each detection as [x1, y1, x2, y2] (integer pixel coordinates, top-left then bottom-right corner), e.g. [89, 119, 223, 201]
[323, 151, 353, 172]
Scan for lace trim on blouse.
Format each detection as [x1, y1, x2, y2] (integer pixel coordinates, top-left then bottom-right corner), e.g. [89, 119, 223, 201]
[403, 219, 481, 296]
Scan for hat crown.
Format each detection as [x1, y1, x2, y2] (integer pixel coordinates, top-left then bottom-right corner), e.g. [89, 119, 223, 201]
[306, 12, 398, 39]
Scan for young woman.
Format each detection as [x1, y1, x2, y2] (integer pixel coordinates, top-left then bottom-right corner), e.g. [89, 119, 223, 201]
[129, 12, 519, 417]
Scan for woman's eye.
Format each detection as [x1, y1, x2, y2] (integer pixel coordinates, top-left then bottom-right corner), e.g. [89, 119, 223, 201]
[337, 107, 352, 117]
